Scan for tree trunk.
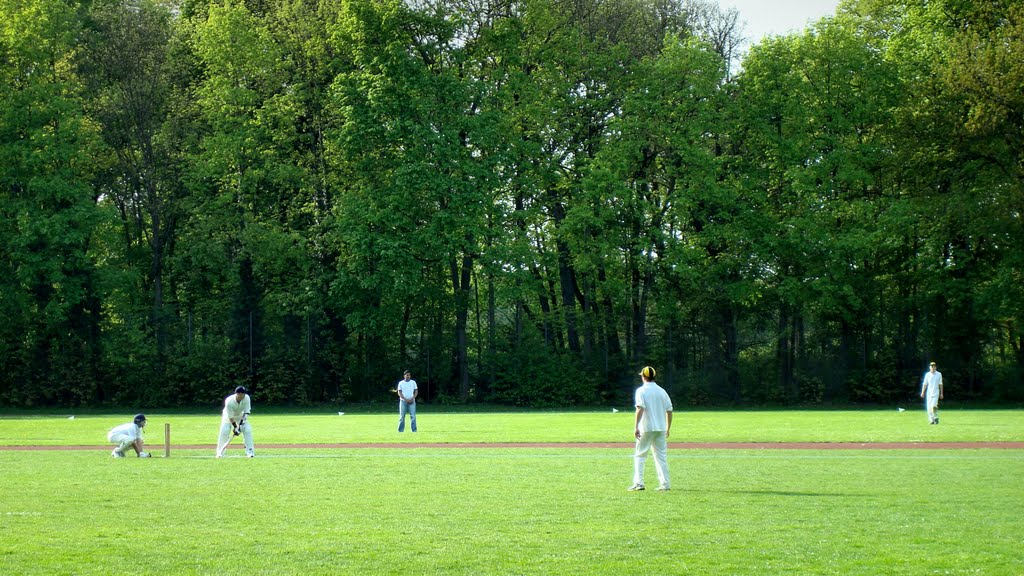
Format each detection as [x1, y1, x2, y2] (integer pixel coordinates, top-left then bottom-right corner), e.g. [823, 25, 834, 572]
[722, 303, 740, 402]
[557, 238, 581, 354]
[450, 252, 473, 401]
[777, 302, 794, 401]
[487, 271, 496, 397]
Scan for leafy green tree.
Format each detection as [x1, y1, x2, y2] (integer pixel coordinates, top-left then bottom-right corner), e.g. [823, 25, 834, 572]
[734, 13, 902, 402]
[0, 0, 106, 405]
[2, 0, 1023, 408]
[327, 0, 501, 400]
[261, 0, 351, 402]
[181, 0, 307, 397]
[943, 3, 1024, 395]
[575, 35, 730, 398]
[857, 0, 1024, 399]
[82, 0, 183, 379]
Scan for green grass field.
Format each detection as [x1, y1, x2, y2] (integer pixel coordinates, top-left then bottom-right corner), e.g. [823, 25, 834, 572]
[2, 408, 1023, 446]
[1, 410, 1022, 575]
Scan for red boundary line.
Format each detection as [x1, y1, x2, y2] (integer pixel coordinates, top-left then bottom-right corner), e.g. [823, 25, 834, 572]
[2, 441, 1023, 451]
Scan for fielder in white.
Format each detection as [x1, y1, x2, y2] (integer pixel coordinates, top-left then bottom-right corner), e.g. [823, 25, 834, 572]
[216, 386, 255, 457]
[107, 414, 151, 458]
[920, 362, 944, 425]
[629, 366, 673, 491]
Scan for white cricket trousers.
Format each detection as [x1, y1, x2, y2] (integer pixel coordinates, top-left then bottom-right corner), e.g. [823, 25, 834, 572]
[216, 422, 254, 456]
[925, 392, 940, 422]
[107, 431, 134, 453]
[633, 430, 670, 488]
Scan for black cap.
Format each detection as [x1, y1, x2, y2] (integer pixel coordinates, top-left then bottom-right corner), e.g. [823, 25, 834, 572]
[133, 414, 147, 424]
[235, 386, 247, 394]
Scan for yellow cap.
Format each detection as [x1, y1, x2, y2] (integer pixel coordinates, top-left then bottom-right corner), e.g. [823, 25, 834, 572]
[639, 366, 656, 379]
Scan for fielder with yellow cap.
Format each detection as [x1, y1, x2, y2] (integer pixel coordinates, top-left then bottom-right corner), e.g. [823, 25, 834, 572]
[629, 366, 673, 491]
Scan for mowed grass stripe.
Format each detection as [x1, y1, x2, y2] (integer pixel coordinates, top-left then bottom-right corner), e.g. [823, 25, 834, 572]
[1, 409, 1022, 446]
[5, 441, 1024, 451]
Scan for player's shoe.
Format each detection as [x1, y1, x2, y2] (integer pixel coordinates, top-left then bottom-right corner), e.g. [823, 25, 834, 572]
[111, 450, 125, 458]
[657, 486, 670, 491]
[138, 452, 151, 458]
[627, 484, 645, 491]
[246, 451, 255, 458]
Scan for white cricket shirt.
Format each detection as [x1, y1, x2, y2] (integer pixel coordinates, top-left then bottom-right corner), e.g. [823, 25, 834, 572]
[221, 394, 251, 424]
[107, 422, 141, 442]
[635, 382, 673, 433]
[922, 371, 942, 397]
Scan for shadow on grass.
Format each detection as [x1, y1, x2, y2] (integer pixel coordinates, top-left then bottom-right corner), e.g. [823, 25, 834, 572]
[681, 489, 864, 497]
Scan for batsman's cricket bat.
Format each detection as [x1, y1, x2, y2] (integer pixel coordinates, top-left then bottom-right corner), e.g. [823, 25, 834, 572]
[217, 425, 239, 457]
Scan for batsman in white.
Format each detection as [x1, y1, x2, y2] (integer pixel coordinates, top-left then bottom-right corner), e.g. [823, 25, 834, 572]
[629, 366, 673, 492]
[107, 414, 151, 458]
[216, 386, 255, 457]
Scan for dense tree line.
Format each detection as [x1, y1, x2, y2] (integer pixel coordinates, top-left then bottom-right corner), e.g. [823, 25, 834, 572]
[1, 0, 1021, 408]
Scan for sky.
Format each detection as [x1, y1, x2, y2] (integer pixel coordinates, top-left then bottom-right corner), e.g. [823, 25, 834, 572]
[720, 0, 843, 44]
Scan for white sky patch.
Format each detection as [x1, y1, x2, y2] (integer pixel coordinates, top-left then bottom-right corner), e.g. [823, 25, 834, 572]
[721, 0, 842, 44]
